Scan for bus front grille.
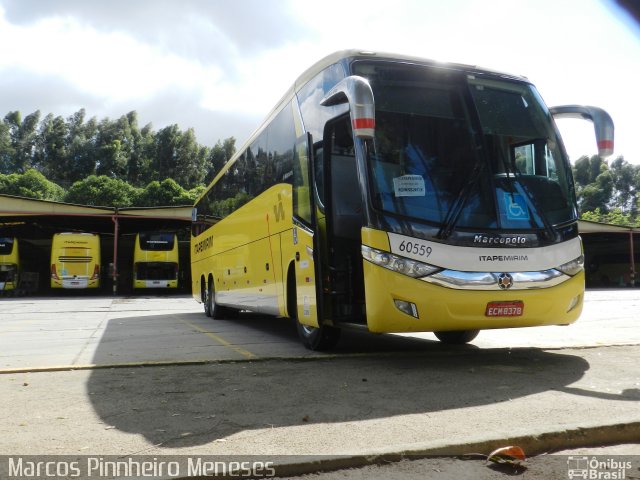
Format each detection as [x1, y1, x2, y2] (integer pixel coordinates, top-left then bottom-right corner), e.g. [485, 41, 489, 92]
[58, 256, 92, 263]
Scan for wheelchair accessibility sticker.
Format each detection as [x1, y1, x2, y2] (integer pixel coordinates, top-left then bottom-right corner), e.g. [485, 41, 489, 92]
[503, 192, 529, 221]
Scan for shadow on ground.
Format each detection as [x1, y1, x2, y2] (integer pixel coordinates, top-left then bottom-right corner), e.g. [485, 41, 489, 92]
[86, 312, 591, 449]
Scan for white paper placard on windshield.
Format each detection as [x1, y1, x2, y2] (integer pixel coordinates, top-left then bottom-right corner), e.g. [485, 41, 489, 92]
[393, 175, 426, 197]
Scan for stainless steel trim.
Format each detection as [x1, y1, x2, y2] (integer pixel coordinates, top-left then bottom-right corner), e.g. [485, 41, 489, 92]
[423, 268, 570, 290]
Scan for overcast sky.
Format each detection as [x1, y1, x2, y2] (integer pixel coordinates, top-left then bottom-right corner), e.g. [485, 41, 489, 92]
[0, 0, 638, 164]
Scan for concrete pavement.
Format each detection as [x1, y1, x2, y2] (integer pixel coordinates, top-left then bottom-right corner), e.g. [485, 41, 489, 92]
[0, 292, 639, 477]
[1, 345, 639, 476]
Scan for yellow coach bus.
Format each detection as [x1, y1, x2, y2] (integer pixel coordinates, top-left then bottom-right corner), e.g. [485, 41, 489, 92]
[50, 232, 101, 289]
[191, 50, 614, 350]
[132, 232, 179, 289]
[0, 237, 19, 292]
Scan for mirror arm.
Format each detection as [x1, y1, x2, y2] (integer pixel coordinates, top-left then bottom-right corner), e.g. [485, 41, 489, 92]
[321, 76, 375, 139]
[550, 105, 614, 158]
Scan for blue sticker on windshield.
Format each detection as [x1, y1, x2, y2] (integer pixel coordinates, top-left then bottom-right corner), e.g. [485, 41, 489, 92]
[503, 192, 529, 221]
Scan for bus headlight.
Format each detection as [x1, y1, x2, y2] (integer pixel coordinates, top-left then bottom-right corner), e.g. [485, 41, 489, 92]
[362, 245, 440, 278]
[557, 255, 584, 276]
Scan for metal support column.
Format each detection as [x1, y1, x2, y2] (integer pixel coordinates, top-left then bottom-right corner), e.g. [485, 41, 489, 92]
[112, 214, 119, 295]
[630, 229, 636, 287]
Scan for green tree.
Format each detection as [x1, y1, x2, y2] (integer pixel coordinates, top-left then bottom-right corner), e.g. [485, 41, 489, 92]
[36, 113, 70, 186]
[66, 109, 99, 181]
[0, 169, 65, 200]
[186, 185, 206, 202]
[153, 124, 181, 182]
[125, 112, 155, 187]
[572, 155, 606, 187]
[206, 137, 236, 183]
[3, 111, 40, 173]
[172, 128, 208, 189]
[64, 175, 139, 207]
[135, 178, 191, 207]
[607, 156, 638, 216]
[0, 121, 14, 173]
[95, 115, 132, 179]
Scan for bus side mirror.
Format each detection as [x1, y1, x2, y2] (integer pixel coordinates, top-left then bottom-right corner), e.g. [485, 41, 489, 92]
[320, 75, 375, 139]
[549, 105, 614, 158]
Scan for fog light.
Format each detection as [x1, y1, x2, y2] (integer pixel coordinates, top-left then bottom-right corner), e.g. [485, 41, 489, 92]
[394, 299, 419, 318]
[567, 294, 581, 313]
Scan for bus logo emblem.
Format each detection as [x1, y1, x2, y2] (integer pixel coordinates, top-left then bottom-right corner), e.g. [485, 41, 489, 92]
[497, 273, 513, 289]
[273, 194, 285, 222]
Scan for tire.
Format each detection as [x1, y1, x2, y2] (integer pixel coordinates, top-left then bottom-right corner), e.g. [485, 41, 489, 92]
[287, 265, 340, 351]
[296, 322, 341, 351]
[204, 278, 213, 317]
[434, 329, 480, 344]
[204, 277, 222, 319]
[205, 276, 237, 320]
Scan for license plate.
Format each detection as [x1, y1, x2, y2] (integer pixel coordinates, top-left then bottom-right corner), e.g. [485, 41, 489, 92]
[485, 301, 524, 317]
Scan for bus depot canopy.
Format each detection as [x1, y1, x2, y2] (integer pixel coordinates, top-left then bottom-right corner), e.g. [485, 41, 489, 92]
[0, 194, 192, 294]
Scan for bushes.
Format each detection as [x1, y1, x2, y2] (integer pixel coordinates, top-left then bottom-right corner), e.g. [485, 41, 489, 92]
[0, 170, 202, 207]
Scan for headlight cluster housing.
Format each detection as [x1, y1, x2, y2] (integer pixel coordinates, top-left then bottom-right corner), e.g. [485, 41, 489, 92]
[557, 255, 584, 276]
[362, 245, 440, 278]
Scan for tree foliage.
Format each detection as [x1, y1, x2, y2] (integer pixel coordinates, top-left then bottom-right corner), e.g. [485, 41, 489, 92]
[4, 107, 638, 224]
[573, 155, 640, 226]
[65, 175, 140, 207]
[0, 169, 65, 201]
[0, 108, 236, 207]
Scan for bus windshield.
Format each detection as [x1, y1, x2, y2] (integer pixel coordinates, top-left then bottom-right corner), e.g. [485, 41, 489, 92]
[359, 61, 575, 231]
[0, 237, 14, 255]
[138, 232, 175, 251]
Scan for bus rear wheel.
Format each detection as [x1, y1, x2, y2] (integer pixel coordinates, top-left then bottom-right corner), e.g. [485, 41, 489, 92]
[205, 279, 224, 319]
[204, 279, 214, 317]
[434, 329, 480, 344]
[205, 277, 238, 320]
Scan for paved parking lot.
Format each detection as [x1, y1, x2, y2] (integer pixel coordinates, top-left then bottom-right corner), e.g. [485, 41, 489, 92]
[0, 290, 639, 372]
[0, 290, 639, 477]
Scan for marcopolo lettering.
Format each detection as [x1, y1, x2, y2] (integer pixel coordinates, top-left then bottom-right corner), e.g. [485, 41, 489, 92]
[473, 235, 526, 245]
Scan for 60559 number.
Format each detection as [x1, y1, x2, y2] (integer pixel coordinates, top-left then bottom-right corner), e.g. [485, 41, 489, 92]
[398, 240, 432, 258]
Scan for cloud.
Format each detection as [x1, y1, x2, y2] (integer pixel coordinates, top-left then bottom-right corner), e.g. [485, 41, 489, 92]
[0, 0, 315, 147]
[131, 88, 262, 147]
[1, 0, 312, 63]
[0, 0, 638, 162]
[0, 69, 101, 118]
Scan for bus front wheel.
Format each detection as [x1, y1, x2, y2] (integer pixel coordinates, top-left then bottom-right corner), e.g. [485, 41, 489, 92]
[296, 322, 341, 351]
[434, 329, 480, 344]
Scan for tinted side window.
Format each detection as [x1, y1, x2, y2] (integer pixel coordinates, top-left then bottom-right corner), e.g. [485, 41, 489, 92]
[297, 63, 348, 140]
[193, 101, 297, 236]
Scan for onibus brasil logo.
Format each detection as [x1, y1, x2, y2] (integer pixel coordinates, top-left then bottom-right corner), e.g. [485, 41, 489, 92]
[567, 456, 633, 479]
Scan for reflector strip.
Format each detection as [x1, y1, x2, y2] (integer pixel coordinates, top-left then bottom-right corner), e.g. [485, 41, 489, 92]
[352, 118, 375, 129]
[597, 140, 614, 150]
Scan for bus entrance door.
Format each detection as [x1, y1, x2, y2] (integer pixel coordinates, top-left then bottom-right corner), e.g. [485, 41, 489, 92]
[292, 133, 320, 328]
[293, 225, 319, 328]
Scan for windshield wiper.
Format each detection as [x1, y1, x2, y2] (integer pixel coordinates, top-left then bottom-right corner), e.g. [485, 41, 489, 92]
[437, 153, 485, 240]
[511, 172, 558, 241]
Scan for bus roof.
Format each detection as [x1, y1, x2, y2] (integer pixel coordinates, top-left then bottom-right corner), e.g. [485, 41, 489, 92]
[197, 50, 531, 203]
[252, 49, 530, 150]
[293, 49, 529, 92]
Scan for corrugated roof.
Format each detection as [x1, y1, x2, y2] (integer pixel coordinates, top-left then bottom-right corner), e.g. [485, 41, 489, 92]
[0, 194, 191, 220]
